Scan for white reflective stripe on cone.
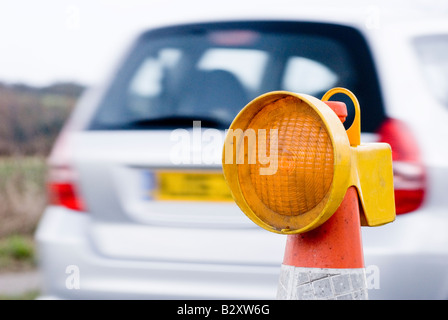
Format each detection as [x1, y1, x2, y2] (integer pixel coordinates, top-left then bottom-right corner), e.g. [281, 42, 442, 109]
[277, 265, 368, 300]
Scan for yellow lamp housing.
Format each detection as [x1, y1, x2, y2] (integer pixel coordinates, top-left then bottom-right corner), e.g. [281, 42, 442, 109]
[222, 87, 395, 234]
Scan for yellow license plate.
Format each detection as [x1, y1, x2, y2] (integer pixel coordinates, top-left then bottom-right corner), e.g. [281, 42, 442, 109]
[153, 171, 233, 202]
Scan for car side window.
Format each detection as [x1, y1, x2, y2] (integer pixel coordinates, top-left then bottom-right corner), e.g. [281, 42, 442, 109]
[414, 35, 448, 107]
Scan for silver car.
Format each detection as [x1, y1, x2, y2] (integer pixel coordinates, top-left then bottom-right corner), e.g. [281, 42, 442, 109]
[36, 14, 448, 299]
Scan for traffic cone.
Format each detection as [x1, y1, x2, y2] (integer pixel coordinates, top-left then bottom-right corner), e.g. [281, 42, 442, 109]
[276, 186, 368, 300]
[277, 100, 367, 300]
[222, 89, 394, 300]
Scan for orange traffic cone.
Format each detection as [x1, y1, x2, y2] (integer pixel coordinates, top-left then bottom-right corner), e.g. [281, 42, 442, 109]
[277, 186, 368, 299]
[277, 101, 368, 300]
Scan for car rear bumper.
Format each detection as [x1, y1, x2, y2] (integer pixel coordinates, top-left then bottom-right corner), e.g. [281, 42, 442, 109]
[362, 204, 448, 299]
[34, 207, 283, 300]
[35, 205, 448, 300]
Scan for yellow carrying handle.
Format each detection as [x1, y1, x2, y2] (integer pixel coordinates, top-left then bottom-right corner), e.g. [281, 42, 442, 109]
[321, 87, 361, 146]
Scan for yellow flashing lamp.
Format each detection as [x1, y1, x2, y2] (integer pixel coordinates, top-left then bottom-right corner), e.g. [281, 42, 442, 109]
[222, 88, 395, 234]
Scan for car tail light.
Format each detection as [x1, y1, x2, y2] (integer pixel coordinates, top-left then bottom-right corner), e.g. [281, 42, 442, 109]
[47, 166, 85, 211]
[377, 118, 426, 214]
[46, 131, 86, 212]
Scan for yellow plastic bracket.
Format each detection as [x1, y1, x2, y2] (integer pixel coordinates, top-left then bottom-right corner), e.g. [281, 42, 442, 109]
[322, 87, 361, 146]
[352, 143, 396, 226]
[321, 87, 395, 226]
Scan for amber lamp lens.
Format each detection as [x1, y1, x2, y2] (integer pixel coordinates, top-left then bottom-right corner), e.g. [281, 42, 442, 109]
[238, 96, 334, 220]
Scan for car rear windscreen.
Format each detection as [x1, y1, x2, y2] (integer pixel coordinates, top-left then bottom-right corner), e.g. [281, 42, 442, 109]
[89, 21, 385, 132]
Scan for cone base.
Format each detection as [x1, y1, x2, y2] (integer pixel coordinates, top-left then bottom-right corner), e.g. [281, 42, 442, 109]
[277, 265, 368, 300]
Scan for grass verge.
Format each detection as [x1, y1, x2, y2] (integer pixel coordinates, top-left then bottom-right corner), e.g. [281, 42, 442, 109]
[0, 234, 36, 272]
[0, 290, 40, 300]
[0, 157, 45, 299]
[0, 156, 47, 237]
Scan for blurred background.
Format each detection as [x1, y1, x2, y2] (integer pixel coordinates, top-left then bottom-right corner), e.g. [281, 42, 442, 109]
[0, 0, 166, 299]
[0, 0, 447, 299]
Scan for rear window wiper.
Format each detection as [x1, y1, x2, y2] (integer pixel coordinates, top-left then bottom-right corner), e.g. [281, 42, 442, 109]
[90, 116, 230, 130]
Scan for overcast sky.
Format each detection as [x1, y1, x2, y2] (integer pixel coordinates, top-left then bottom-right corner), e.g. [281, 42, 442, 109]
[0, 0, 446, 87]
[0, 0, 277, 87]
[0, 0, 166, 86]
